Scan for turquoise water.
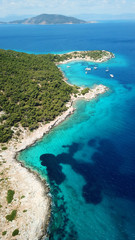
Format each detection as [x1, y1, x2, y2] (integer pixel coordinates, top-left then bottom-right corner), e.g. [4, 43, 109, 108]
[19, 54, 135, 239]
[1, 22, 134, 239]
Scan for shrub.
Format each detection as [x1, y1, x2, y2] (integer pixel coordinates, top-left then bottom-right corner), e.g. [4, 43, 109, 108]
[81, 87, 89, 95]
[21, 195, 25, 199]
[12, 229, 19, 236]
[23, 209, 27, 213]
[1, 146, 7, 150]
[6, 210, 17, 221]
[7, 189, 15, 203]
[2, 231, 7, 236]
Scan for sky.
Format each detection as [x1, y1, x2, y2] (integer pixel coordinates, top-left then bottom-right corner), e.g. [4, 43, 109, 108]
[0, 0, 135, 19]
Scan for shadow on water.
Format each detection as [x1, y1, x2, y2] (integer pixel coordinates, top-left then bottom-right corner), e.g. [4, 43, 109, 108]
[40, 139, 135, 205]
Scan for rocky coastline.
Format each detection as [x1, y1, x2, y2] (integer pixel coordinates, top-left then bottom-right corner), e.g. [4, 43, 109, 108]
[0, 52, 112, 239]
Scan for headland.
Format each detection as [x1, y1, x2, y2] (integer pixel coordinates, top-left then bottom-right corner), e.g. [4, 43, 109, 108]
[0, 49, 113, 239]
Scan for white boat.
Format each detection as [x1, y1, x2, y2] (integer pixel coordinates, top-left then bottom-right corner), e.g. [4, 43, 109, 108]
[85, 71, 87, 74]
[94, 66, 98, 70]
[106, 68, 109, 72]
[67, 66, 70, 68]
[110, 74, 114, 78]
[85, 67, 91, 71]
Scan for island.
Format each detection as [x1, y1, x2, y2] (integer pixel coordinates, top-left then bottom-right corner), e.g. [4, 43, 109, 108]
[0, 49, 113, 239]
[1, 14, 87, 25]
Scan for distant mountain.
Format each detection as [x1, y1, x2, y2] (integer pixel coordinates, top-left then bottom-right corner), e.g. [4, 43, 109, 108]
[9, 14, 86, 25]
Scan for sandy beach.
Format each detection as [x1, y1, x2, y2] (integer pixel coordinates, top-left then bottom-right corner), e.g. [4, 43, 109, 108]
[57, 50, 114, 65]
[0, 56, 109, 239]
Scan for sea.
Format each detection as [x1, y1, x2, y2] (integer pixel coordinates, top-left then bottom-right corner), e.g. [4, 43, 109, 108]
[1, 22, 135, 240]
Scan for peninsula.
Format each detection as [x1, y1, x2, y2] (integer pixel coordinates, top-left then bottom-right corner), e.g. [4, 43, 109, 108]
[0, 49, 113, 239]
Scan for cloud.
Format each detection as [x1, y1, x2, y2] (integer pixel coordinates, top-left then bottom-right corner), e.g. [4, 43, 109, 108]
[122, 0, 126, 3]
[0, 0, 135, 17]
[10, 1, 15, 5]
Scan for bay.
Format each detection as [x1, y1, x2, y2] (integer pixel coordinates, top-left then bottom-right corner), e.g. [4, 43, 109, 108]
[1, 22, 135, 239]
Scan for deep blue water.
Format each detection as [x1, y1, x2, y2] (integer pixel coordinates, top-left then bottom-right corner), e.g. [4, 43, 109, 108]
[1, 22, 135, 239]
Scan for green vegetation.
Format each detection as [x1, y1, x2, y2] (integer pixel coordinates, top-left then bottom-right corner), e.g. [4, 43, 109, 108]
[21, 195, 25, 199]
[6, 210, 17, 221]
[0, 49, 113, 143]
[81, 87, 89, 95]
[80, 50, 111, 60]
[12, 229, 19, 236]
[0, 204, 2, 208]
[2, 231, 7, 236]
[23, 209, 27, 212]
[54, 50, 113, 62]
[0, 49, 75, 143]
[1, 146, 7, 150]
[7, 189, 15, 203]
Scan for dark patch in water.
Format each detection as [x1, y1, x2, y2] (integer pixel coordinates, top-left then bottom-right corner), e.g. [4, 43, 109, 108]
[41, 154, 66, 185]
[40, 142, 102, 204]
[40, 138, 135, 205]
[88, 138, 97, 147]
[123, 84, 132, 91]
[40, 138, 134, 239]
[83, 182, 102, 204]
[48, 183, 78, 240]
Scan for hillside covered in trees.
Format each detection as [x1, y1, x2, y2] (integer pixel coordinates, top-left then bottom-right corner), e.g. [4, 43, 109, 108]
[0, 49, 78, 142]
[0, 49, 113, 143]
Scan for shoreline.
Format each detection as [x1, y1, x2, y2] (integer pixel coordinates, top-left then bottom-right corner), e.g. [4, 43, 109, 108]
[0, 106, 75, 240]
[57, 50, 114, 65]
[0, 84, 108, 239]
[0, 54, 111, 239]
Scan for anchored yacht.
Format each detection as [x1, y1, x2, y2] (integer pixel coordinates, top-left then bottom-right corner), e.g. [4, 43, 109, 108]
[110, 74, 114, 78]
[85, 67, 91, 71]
